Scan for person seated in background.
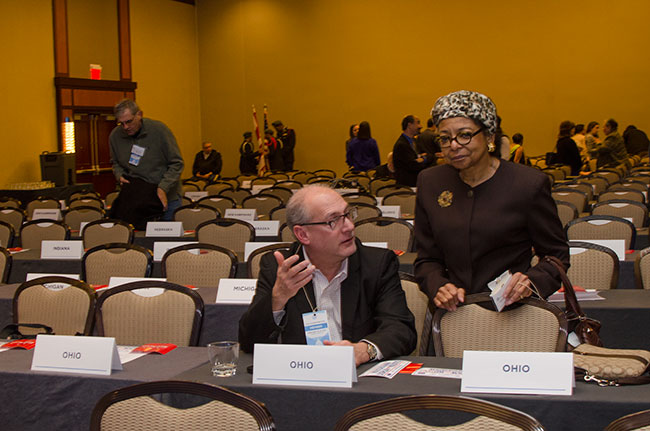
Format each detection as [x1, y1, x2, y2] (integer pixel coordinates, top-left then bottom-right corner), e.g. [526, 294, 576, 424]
[264, 129, 284, 171]
[239, 131, 259, 175]
[590, 118, 628, 168]
[509, 133, 526, 164]
[393, 115, 432, 186]
[191, 141, 222, 182]
[239, 185, 417, 366]
[373, 152, 395, 179]
[556, 121, 582, 176]
[585, 121, 601, 153]
[346, 121, 380, 172]
[572, 124, 587, 158]
[415, 118, 441, 164]
[623, 125, 650, 156]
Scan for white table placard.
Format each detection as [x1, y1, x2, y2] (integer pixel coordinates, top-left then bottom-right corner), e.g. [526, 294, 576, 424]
[184, 191, 208, 201]
[244, 241, 280, 261]
[575, 239, 626, 261]
[26, 273, 80, 291]
[362, 242, 388, 249]
[251, 184, 273, 195]
[253, 344, 356, 388]
[31, 334, 122, 376]
[32, 209, 61, 221]
[377, 205, 401, 218]
[152, 241, 197, 261]
[108, 277, 167, 297]
[225, 208, 257, 222]
[146, 221, 184, 237]
[216, 278, 257, 304]
[40, 240, 83, 260]
[251, 220, 280, 237]
[335, 188, 358, 195]
[241, 180, 252, 189]
[461, 350, 573, 396]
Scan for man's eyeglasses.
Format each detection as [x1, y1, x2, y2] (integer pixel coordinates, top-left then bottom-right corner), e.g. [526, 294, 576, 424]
[118, 117, 136, 127]
[298, 206, 358, 230]
[438, 128, 483, 148]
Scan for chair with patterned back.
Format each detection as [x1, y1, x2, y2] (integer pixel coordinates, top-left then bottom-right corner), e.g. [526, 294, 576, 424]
[68, 196, 105, 210]
[95, 280, 204, 346]
[26, 197, 60, 220]
[342, 192, 377, 206]
[551, 188, 588, 213]
[196, 219, 255, 258]
[0, 197, 21, 209]
[555, 200, 579, 227]
[181, 196, 193, 206]
[218, 188, 252, 207]
[261, 186, 293, 204]
[68, 190, 100, 203]
[274, 180, 302, 190]
[567, 241, 619, 290]
[634, 247, 650, 289]
[246, 243, 293, 279]
[354, 217, 414, 252]
[19, 219, 70, 249]
[291, 171, 315, 184]
[592, 199, 648, 228]
[593, 170, 621, 185]
[382, 190, 417, 218]
[182, 182, 201, 194]
[375, 184, 412, 198]
[204, 182, 234, 196]
[219, 177, 240, 190]
[173, 204, 219, 231]
[398, 272, 431, 356]
[269, 206, 288, 226]
[242, 194, 284, 219]
[197, 195, 237, 214]
[279, 223, 295, 242]
[13, 276, 96, 335]
[105, 190, 120, 208]
[334, 394, 545, 431]
[432, 293, 568, 358]
[0, 220, 15, 249]
[82, 219, 134, 250]
[313, 169, 336, 178]
[0, 247, 12, 283]
[64, 206, 105, 231]
[89, 380, 276, 431]
[562, 182, 594, 201]
[542, 167, 565, 182]
[250, 177, 277, 187]
[0, 207, 26, 234]
[342, 173, 371, 191]
[565, 215, 636, 250]
[267, 172, 290, 181]
[82, 243, 153, 285]
[353, 203, 382, 222]
[162, 243, 237, 288]
[306, 176, 332, 185]
[599, 190, 645, 204]
[609, 181, 648, 196]
[579, 176, 609, 196]
[605, 408, 650, 431]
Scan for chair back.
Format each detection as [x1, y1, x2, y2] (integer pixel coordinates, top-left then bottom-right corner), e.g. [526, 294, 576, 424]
[82, 243, 153, 285]
[565, 215, 636, 250]
[433, 293, 568, 358]
[291, 171, 315, 184]
[90, 380, 276, 431]
[0, 197, 21, 209]
[375, 184, 412, 198]
[274, 180, 302, 190]
[334, 394, 545, 431]
[13, 276, 96, 335]
[196, 219, 255, 256]
[580, 176, 609, 196]
[218, 188, 252, 206]
[593, 170, 620, 185]
[26, 197, 60, 220]
[219, 177, 240, 190]
[354, 217, 414, 252]
[368, 178, 396, 195]
[0, 247, 12, 283]
[20, 219, 70, 249]
[551, 188, 587, 212]
[554, 200, 579, 227]
[197, 195, 236, 214]
[242, 194, 283, 219]
[313, 169, 336, 178]
[105, 190, 120, 208]
[270, 206, 288, 225]
[562, 182, 594, 201]
[64, 206, 105, 231]
[247, 243, 293, 279]
[162, 244, 237, 288]
[261, 186, 293, 204]
[279, 223, 295, 242]
[543, 167, 565, 181]
[182, 182, 201, 194]
[634, 247, 650, 289]
[592, 199, 647, 228]
[205, 182, 234, 196]
[567, 241, 619, 290]
[342, 193, 377, 206]
[69, 190, 100, 203]
[68, 197, 104, 210]
[173, 204, 218, 231]
[605, 408, 650, 431]
[599, 190, 645, 204]
[0, 207, 26, 233]
[382, 191, 416, 218]
[266, 172, 290, 181]
[250, 177, 277, 187]
[353, 203, 382, 222]
[82, 219, 134, 250]
[610, 181, 649, 195]
[0, 220, 15, 249]
[399, 272, 430, 355]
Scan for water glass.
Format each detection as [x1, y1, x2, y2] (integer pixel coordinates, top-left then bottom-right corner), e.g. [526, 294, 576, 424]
[208, 341, 239, 377]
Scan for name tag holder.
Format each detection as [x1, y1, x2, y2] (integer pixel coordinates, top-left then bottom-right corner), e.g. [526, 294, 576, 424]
[146, 221, 184, 237]
[216, 279, 257, 304]
[31, 334, 122, 376]
[32, 209, 62, 221]
[250, 220, 280, 237]
[40, 240, 83, 259]
[225, 208, 257, 222]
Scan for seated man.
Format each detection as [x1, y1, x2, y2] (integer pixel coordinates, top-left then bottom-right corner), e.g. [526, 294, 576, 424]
[191, 141, 222, 182]
[239, 185, 416, 366]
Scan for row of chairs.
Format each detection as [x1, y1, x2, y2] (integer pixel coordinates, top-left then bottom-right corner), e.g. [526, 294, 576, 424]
[0, 205, 104, 235]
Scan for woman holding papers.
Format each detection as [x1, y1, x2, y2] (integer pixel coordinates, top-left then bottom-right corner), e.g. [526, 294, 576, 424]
[414, 90, 569, 311]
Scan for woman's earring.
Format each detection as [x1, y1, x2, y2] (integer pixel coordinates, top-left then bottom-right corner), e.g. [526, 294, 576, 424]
[487, 142, 496, 152]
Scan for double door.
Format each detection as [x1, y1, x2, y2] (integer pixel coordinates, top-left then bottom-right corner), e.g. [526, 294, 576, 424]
[73, 112, 118, 197]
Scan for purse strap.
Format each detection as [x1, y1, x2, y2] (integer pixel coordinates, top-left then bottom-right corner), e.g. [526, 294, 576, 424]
[543, 255, 586, 320]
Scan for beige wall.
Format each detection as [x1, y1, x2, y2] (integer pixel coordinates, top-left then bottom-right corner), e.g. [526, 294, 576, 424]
[0, 1, 58, 187]
[197, 0, 650, 176]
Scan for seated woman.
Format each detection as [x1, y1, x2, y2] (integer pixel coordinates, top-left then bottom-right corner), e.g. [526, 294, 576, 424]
[556, 121, 582, 176]
[414, 90, 569, 311]
[346, 121, 380, 172]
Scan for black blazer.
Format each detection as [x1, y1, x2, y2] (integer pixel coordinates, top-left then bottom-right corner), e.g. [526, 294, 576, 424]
[392, 134, 429, 186]
[238, 240, 417, 359]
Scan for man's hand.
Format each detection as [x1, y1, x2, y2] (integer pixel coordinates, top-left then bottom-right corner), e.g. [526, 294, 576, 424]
[503, 272, 531, 306]
[271, 251, 314, 312]
[119, 176, 130, 185]
[157, 187, 168, 210]
[323, 340, 370, 366]
[434, 283, 465, 311]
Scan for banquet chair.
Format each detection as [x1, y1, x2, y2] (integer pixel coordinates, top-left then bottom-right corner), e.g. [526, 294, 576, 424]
[353, 203, 382, 222]
[634, 247, 650, 289]
[561, 182, 594, 201]
[609, 181, 649, 196]
[432, 293, 568, 358]
[313, 169, 336, 178]
[196, 218, 255, 257]
[25, 197, 60, 220]
[13, 276, 96, 335]
[599, 190, 645, 204]
[182, 182, 201, 194]
[567, 241, 619, 290]
[342, 192, 377, 206]
[250, 177, 277, 187]
[375, 184, 412, 198]
[162, 243, 237, 288]
[242, 194, 284, 219]
[266, 172, 290, 181]
[246, 242, 293, 279]
[579, 176, 609, 196]
[219, 177, 240, 190]
[399, 272, 431, 356]
[261, 186, 293, 204]
[19, 219, 70, 249]
[0, 197, 21, 209]
[274, 180, 302, 190]
[605, 408, 650, 431]
[104, 190, 120, 208]
[90, 380, 276, 431]
[306, 176, 332, 185]
[0, 247, 12, 283]
[204, 181, 234, 196]
[592, 200, 647, 228]
[95, 280, 204, 346]
[368, 178, 396, 195]
[82, 243, 153, 285]
[354, 217, 414, 252]
[279, 223, 295, 242]
[565, 215, 636, 250]
[68, 190, 100, 203]
[542, 167, 565, 182]
[173, 204, 219, 231]
[81, 219, 134, 250]
[554, 201, 579, 227]
[334, 394, 545, 431]
[0, 207, 26, 234]
[382, 190, 416, 218]
[342, 174, 371, 191]
[68, 196, 104, 210]
[197, 195, 237, 214]
[291, 171, 315, 184]
[0, 220, 15, 248]
[64, 206, 105, 231]
[270, 206, 288, 225]
[218, 188, 252, 206]
[593, 169, 621, 185]
[551, 188, 588, 213]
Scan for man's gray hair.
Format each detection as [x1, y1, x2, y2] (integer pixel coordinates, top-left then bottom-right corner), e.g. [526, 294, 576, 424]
[286, 184, 332, 229]
[114, 99, 139, 117]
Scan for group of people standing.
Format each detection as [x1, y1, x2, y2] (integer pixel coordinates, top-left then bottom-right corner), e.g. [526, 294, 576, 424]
[239, 121, 296, 175]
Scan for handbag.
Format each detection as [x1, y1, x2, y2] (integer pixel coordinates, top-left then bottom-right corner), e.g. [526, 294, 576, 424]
[573, 344, 650, 386]
[543, 255, 602, 346]
[0, 323, 54, 340]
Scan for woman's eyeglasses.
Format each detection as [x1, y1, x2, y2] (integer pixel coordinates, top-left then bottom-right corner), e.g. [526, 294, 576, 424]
[438, 128, 483, 148]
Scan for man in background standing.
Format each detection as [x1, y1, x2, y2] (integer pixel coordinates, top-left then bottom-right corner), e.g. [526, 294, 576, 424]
[191, 141, 221, 182]
[415, 118, 441, 164]
[273, 120, 296, 171]
[239, 131, 259, 175]
[392, 115, 431, 186]
[590, 118, 628, 168]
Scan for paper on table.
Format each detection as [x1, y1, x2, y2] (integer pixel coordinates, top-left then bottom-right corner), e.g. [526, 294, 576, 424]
[359, 360, 410, 379]
[412, 367, 463, 379]
[117, 346, 147, 364]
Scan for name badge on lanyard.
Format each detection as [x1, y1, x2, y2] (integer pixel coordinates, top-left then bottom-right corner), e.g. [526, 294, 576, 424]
[129, 144, 146, 166]
[302, 310, 331, 345]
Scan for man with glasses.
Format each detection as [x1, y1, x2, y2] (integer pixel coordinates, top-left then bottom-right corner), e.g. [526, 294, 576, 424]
[239, 184, 416, 366]
[109, 99, 184, 223]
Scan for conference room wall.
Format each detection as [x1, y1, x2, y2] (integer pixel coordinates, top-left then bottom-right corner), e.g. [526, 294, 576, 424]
[0, 1, 58, 187]
[196, 0, 650, 177]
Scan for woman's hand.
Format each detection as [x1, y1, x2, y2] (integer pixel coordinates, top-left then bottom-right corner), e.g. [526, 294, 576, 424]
[434, 283, 465, 311]
[503, 272, 531, 306]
